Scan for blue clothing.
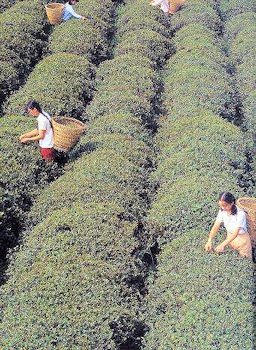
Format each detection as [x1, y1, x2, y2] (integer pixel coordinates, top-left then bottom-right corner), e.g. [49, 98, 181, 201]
[62, 3, 82, 21]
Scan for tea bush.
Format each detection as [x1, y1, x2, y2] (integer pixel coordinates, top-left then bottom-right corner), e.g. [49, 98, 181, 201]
[164, 63, 233, 119]
[0, 0, 49, 106]
[164, 12, 236, 121]
[0, 115, 42, 256]
[219, 0, 256, 20]
[86, 54, 159, 123]
[0, 115, 151, 347]
[143, 230, 254, 350]
[49, 0, 115, 63]
[147, 114, 247, 242]
[114, 29, 171, 67]
[170, 0, 221, 32]
[0, 0, 15, 13]
[117, 0, 171, 35]
[0, 203, 133, 349]
[143, 3, 254, 347]
[5, 53, 95, 117]
[171, 23, 225, 66]
[0, 0, 172, 345]
[223, 10, 256, 143]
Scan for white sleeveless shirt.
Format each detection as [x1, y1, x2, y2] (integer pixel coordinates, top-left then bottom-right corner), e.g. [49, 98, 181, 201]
[215, 206, 247, 234]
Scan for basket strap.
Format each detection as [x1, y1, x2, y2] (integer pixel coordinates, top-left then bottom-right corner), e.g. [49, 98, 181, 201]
[41, 111, 53, 129]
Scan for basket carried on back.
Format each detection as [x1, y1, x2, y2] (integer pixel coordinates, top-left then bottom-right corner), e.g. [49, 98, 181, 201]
[169, 0, 186, 14]
[237, 197, 256, 247]
[52, 116, 86, 152]
[45, 3, 64, 25]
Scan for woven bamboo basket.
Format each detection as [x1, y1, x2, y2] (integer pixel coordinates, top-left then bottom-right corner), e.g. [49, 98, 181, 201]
[237, 197, 256, 247]
[45, 3, 64, 25]
[52, 117, 86, 152]
[169, 0, 186, 14]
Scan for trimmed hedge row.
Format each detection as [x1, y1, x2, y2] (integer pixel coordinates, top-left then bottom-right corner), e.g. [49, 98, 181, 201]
[147, 113, 248, 242]
[223, 9, 256, 147]
[86, 1, 171, 123]
[0, 0, 49, 107]
[170, 0, 221, 32]
[0, 0, 15, 13]
[0, 0, 171, 347]
[164, 22, 235, 120]
[0, 204, 131, 349]
[144, 231, 254, 350]
[49, 0, 115, 63]
[116, 0, 171, 39]
[143, 2, 254, 348]
[0, 52, 94, 242]
[5, 53, 94, 117]
[219, 0, 256, 20]
[86, 55, 159, 123]
[0, 0, 117, 255]
[0, 113, 151, 347]
[114, 0, 172, 69]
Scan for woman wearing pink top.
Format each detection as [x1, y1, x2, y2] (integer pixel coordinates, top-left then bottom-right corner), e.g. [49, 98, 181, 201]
[205, 192, 252, 259]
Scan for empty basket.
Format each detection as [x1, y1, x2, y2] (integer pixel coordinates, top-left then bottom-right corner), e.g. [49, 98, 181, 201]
[45, 3, 64, 25]
[52, 116, 86, 152]
[237, 197, 256, 247]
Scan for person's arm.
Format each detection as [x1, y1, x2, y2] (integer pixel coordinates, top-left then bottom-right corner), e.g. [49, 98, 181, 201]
[215, 209, 246, 253]
[67, 5, 84, 19]
[20, 129, 46, 143]
[204, 221, 221, 251]
[150, 0, 163, 6]
[215, 227, 240, 253]
[19, 128, 38, 141]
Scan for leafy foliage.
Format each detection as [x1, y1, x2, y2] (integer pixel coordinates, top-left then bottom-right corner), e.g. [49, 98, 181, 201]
[143, 231, 254, 350]
[5, 53, 95, 117]
[0, 0, 49, 106]
[223, 10, 256, 145]
[49, 0, 115, 63]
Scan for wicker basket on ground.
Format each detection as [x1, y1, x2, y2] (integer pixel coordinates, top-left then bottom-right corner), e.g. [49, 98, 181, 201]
[45, 3, 64, 25]
[52, 116, 86, 152]
[237, 197, 256, 247]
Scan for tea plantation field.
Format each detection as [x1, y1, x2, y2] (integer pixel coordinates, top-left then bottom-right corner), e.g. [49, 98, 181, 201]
[0, 0, 255, 349]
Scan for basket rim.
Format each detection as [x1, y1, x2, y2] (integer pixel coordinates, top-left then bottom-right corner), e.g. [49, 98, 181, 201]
[45, 3, 64, 8]
[237, 197, 256, 212]
[52, 116, 86, 130]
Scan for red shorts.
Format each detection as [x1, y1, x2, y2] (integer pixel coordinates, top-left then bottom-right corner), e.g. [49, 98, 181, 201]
[40, 147, 55, 161]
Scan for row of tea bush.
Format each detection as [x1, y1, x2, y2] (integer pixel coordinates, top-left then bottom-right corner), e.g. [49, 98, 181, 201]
[0, 0, 49, 107]
[222, 1, 256, 156]
[0, 0, 116, 272]
[143, 1, 255, 348]
[0, 0, 172, 348]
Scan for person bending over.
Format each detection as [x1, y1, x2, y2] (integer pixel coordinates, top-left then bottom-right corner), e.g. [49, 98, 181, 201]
[205, 192, 252, 259]
[62, 0, 86, 21]
[19, 100, 55, 162]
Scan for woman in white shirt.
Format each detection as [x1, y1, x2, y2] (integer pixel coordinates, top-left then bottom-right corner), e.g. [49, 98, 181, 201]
[150, 0, 185, 15]
[205, 192, 252, 259]
[62, 0, 85, 22]
[19, 100, 55, 162]
[150, 0, 170, 15]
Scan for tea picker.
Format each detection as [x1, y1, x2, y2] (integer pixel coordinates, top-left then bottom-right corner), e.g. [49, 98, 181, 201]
[62, 0, 86, 22]
[19, 100, 86, 161]
[204, 192, 253, 259]
[45, 0, 90, 25]
[19, 100, 55, 162]
[150, 0, 186, 15]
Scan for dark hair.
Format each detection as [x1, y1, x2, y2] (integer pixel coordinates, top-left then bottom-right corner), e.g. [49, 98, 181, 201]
[219, 191, 237, 215]
[64, 0, 78, 4]
[25, 100, 42, 113]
